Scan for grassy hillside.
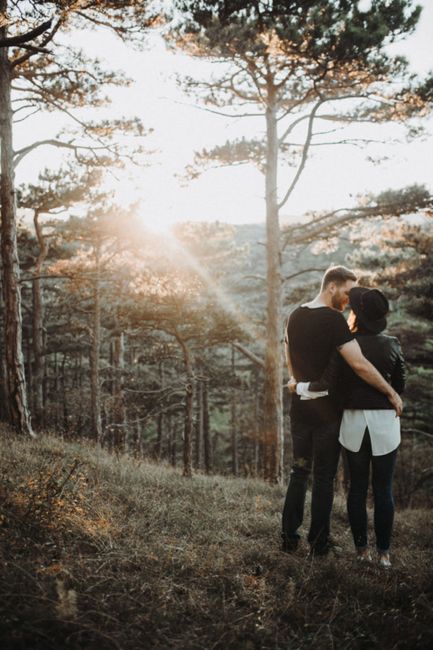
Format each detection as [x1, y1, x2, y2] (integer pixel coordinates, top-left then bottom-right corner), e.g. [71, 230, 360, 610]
[0, 426, 432, 650]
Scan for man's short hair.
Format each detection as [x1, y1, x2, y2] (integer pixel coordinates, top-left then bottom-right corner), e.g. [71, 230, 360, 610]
[321, 266, 357, 291]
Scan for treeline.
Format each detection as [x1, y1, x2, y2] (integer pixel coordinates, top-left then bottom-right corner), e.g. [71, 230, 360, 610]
[0, 1, 432, 498]
[0, 209, 432, 506]
[1, 212, 272, 477]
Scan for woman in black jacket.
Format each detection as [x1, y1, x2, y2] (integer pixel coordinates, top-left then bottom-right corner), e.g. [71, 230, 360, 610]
[308, 287, 406, 567]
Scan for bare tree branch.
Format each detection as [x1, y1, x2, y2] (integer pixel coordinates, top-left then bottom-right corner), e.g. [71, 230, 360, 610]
[232, 342, 264, 369]
[0, 18, 52, 47]
[19, 274, 69, 284]
[12, 18, 62, 67]
[282, 195, 432, 249]
[404, 428, 433, 441]
[243, 274, 266, 283]
[13, 106, 41, 123]
[283, 267, 326, 283]
[20, 44, 51, 55]
[167, 97, 263, 119]
[278, 99, 324, 210]
[13, 139, 112, 167]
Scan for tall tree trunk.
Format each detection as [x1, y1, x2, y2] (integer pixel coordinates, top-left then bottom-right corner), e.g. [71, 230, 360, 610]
[230, 346, 238, 476]
[194, 376, 203, 470]
[0, 15, 34, 436]
[26, 336, 32, 412]
[52, 351, 58, 429]
[61, 352, 68, 431]
[90, 242, 102, 441]
[0, 351, 7, 421]
[169, 416, 177, 467]
[184, 370, 194, 477]
[32, 210, 48, 429]
[176, 334, 193, 477]
[202, 377, 211, 474]
[254, 368, 260, 477]
[112, 328, 128, 451]
[156, 411, 163, 458]
[0, 308, 8, 420]
[155, 361, 164, 459]
[263, 99, 283, 482]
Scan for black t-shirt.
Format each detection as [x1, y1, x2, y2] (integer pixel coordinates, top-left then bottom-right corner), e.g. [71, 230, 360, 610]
[286, 306, 353, 422]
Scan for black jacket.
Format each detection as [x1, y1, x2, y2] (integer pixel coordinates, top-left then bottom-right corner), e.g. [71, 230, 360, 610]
[310, 333, 406, 410]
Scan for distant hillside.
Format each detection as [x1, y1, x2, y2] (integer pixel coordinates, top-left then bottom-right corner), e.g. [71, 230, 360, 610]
[231, 222, 352, 296]
[1, 427, 432, 649]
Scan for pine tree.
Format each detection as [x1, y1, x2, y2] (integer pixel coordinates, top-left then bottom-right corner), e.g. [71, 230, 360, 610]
[0, 0, 153, 434]
[167, 0, 432, 481]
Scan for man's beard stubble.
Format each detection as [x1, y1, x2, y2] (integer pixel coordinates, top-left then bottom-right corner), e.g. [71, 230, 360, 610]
[331, 293, 344, 311]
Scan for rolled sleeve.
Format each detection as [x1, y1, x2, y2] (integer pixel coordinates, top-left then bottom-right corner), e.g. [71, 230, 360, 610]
[331, 312, 353, 349]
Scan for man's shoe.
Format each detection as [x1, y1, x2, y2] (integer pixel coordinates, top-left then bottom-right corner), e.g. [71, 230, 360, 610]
[281, 534, 300, 553]
[356, 548, 372, 563]
[309, 544, 329, 557]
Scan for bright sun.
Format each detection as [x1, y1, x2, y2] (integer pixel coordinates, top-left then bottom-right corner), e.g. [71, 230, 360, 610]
[105, 174, 176, 235]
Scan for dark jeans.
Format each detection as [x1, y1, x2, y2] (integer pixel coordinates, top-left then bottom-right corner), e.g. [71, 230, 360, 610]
[282, 414, 341, 552]
[346, 429, 397, 552]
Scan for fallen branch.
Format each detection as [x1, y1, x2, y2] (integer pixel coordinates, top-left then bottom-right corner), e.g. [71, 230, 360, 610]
[232, 342, 264, 369]
[403, 428, 433, 442]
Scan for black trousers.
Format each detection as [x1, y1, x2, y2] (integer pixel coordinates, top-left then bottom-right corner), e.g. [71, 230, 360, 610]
[282, 414, 341, 552]
[346, 429, 397, 552]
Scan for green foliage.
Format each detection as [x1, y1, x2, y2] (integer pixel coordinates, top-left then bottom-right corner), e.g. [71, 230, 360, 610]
[4, 1, 155, 39]
[17, 166, 104, 213]
[187, 138, 268, 178]
[173, 0, 421, 63]
[7, 1, 152, 172]
[347, 213, 433, 439]
[168, 1, 430, 202]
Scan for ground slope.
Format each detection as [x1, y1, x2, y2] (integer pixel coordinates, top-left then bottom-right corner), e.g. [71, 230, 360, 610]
[0, 427, 432, 650]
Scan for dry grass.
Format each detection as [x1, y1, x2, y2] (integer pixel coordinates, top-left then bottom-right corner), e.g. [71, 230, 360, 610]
[0, 424, 432, 649]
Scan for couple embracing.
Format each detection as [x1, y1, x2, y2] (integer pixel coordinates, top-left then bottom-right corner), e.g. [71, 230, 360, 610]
[282, 266, 405, 567]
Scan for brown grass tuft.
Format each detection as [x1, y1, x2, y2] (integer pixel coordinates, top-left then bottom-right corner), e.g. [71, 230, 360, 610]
[0, 424, 432, 649]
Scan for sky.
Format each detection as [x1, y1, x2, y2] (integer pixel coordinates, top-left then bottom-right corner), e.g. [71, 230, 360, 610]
[15, 0, 433, 232]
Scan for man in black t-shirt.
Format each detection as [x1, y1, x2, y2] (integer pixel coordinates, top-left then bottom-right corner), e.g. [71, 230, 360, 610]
[282, 266, 402, 556]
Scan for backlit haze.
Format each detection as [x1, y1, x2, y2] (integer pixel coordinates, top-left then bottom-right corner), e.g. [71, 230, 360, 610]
[15, 1, 433, 233]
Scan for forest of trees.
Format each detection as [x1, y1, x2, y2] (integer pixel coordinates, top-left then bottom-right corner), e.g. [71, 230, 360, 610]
[1, 1, 432, 506]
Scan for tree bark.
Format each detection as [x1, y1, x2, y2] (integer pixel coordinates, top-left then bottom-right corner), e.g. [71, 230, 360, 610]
[194, 376, 203, 470]
[90, 241, 102, 441]
[25, 336, 32, 412]
[169, 416, 177, 467]
[230, 346, 238, 476]
[183, 370, 194, 477]
[32, 210, 48, 429]
[263, 98, 283, 482]
[155, 361, 164, 459]
[61, 352, 68, 431]
[0, 10, 34, 436]
[156, 411, 163, 458]
[202, 378, 211, 474]
[254, 368, 260, 477]
[52, 351, 58, 429]
[112, 328, 128, 451]
[176, 334, 193, 477]
[0, 304, 7, 421]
